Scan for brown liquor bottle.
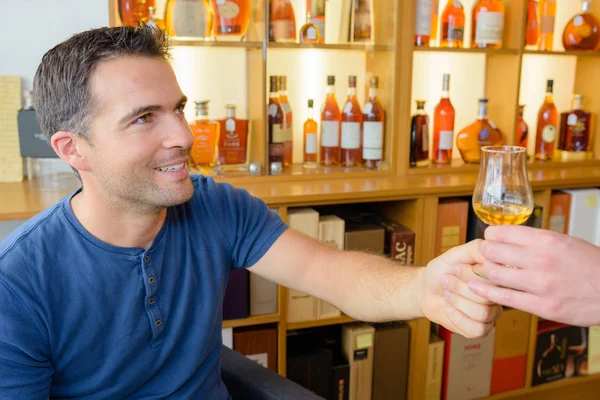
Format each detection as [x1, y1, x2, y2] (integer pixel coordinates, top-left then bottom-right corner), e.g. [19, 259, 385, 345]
[218, 104, 250, 171]
[415, 0, 433, 46]
[455, 98, 504, 163]
[299, 12, 320, 43]
[432, 73, 455, 164]
[190, 100, 220, 171]
[268, 76, 286, 172]
[320, 75, 341, 166]
[472, 0, 505, 49]
[340, 76, 363, 167]
[538, 0, 556, 51]
[303, 99, 318, 167]
[278, 76, 293, 167]
[270, 0, 297, 42]
[362, 76, 385, 170]
[563, 0, 600, 51]
[535, 79, 558, 161]
[441, 0, 465, 48]
[558, 94, 594, 161]
[525, 0, 539, 47]
[210, 0, 252, 41]
[517, 104, 529, 149]
[410, 100, 430, 167]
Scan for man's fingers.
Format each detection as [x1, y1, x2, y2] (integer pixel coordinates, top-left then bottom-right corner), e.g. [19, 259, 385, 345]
[444, 272, 494, 305]
[442, 239, 486, 266]
[444, 306, 496, 339]
[468, 280, 543, 315]
[481, 241, 534, 270]
[482, 261, 552, 294]
[485, 225, 548, 247]
[444, 291, 501, 323]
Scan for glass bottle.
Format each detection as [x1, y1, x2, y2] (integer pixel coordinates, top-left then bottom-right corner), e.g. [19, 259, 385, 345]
[119, 0, 155, 27]
[278, 76, 293, 167]
[218, 104, 250, 171]
[268, 76, 286, 171]
[431, 0, 440, 46]
[299, 12, 320, 44]
[472, 0, 505, 49]
[303, 99, 318, 167]
[516, 105, 529, 150]
[441, 0, 465, 48]
[535, 79, 558, 161]
[456, 98, 504, 164]
[145, 6, 166, 30]
[563, 0, 600, 51]
[415, 0, 433, 46]
[538, 0, 556, 51]
[433, 74, 455, 164]
[190, 100, 220, 171]
[341, 75, 363, 167]
[320, 75, 341, 166]
[362, 76, 386, 170]
[270, 0, 297, 42]
[410, 100, 430, 167]
[525, 0, 539, 48]
[210, 0, 252, 41]
[309, 0, 326, 43]
[558, 95, 594, 161]
[166, 0, 210, 38]
[353, 0, 373, 42]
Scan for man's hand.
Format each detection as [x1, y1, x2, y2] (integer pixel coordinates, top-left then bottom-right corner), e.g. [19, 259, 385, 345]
[418, 240, 502, 338]
[464, 225, 600, 327]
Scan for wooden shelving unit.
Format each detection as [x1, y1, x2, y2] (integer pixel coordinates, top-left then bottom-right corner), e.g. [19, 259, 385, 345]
[0, 0, 596, 399]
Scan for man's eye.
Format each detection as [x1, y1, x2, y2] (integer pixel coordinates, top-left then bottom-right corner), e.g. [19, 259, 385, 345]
[135, 114, 153, 124]
[175, 104, 186, 114]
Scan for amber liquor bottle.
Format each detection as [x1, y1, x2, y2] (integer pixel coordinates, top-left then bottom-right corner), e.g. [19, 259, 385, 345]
[340, 76, 363, 167]
[268, 76, 286, 171]
[218, 104, 250, 171]
[415, 0, 433, 46]
[432, 73, 455, 164]
[303, 99, 318, 167]
[270, 0, 297, 42]
[516, 104, 529, 149]
[410, 100, 430, 167]
[563, 0, 600, 51]
[558, 94, 594, 161]
[320, 75, 341, 166]
[190, 100, 220, 171]
[535, 79, 558, 161]
[210, 0, 252, 41]
[299, 12, 320, 43]
[538, 0, 556, 51]
[278, 76, 293, 167]
[472, 0, 505, 49]
[441, 0, 465, 48]
[362, 76, 385, 170]
[455, 98, 504, 163]
[525, 0, 539, 48]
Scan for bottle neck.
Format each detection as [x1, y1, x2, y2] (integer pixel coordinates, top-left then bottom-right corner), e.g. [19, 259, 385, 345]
[369, 87, 378, 99]
[573, 99, 583, 110]
[226, 109, 236, 119]
[348, 87, 357, 98]
[545, 92, 554, 103]
[326, 84, 335, 95]
[441, 89, 449, 99]
[269, 91, 279, 100]
[478, 103, 488, 119]
[279, 90, 288, 99]
[583, 1, 591, 13]
[307, 106, 314, 119]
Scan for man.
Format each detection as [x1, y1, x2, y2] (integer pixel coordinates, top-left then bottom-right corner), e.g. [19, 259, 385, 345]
[464, 225, 600, 327]
[0, 25, 499, 398]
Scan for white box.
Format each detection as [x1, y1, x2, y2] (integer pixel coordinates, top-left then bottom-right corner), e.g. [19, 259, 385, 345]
[562, 189, 600, 245]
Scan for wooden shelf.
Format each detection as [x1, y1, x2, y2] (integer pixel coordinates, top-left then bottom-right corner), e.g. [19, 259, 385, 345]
[269, 42, 394, 52]
[413, 46, 519, 55]
[286, 315, 355, 331]
[486, 373, 600, 400]
[222, 313, 280, 329]
[168, 37, 263, 49]
[523, 49, 600, 58]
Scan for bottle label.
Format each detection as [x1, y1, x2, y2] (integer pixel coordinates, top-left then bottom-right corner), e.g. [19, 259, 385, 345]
[542, 124, 557, 143]
[226, 118, 236, 133]
[541, 16, 555, 34]
[305, 133, 318, 154]
[312, 18, 325, 41]
[217, 2, 240, 19]
[475, 12, 504, 44]
[439, 130, 454, 150]
[448, 26, 464, 41]
[173, 0, 207, 37]
[341, 122, 361, 149]
[268, 103, 279, 117]
[272, 124, 286, 143]
[272, 20, 295, 40]
[432, 0, 439, 13]
[422, 124, 429, 152]
[454, 0, 462, 6]
[574, 15, 583, 27]
[321, 120, 340, 147]
[415, 0, 433, 35]
[343, 102, 354, 114]
[567, 114, 578, 126]
[363, 121, 383, 160]
[307, 26, 317, 40]
[363, 102, 373, 114]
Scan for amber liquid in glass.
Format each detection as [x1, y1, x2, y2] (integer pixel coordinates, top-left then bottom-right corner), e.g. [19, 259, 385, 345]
[473, 202, 533, 225]
[119, 0, 155, 27]
[190, 101, 220, 170]
[410, 100, 430, 167]
[456, 99, 504, 164]
[538, 0, 556, 51]
[472, 0, 505, 49]
[526, 0, 539, 47]
[320, 76, 341, 166]
[340, 76, 363, 167]
[268, 76, 286, 167]
[535, 80, 558, 161]
[304, 99, 318, 166]
[362, 76, 385, 170]
[516, 105, 529, 149]
[270, 0, 297, 42]
[441, 0, 465, 48]
[563, 1, 600, 51]
[433, 74, 455, 164]
[210, 0, 251, 40]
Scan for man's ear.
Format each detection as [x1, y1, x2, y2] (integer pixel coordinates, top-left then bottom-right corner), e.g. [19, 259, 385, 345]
[51, 131, 92, 173]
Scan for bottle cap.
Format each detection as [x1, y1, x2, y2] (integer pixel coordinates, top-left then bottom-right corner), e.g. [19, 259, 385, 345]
[327, 75, 335, 85]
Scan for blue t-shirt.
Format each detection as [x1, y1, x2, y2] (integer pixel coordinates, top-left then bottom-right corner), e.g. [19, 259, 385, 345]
[0, 175, 287, 399]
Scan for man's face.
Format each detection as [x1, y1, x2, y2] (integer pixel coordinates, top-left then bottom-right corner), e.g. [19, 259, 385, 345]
[83, 56, 194, 211]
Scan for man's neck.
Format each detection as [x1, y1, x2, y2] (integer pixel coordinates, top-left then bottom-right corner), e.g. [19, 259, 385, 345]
[70, 188, 166, 250]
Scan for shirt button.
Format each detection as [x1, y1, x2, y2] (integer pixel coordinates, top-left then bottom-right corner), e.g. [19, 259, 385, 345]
[149, 276, 155, 284]
[148, 297, 155, 305]
[144, 255, 150, 263]
[155, 319, 162, 327]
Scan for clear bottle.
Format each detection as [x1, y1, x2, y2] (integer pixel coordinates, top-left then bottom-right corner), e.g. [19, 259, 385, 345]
[303, 99, 318, 167]
[432, 74, 455, 164]
[362, 76, 386, 170]
[410, 100, 430, 167]
[320, 76, 341, 166]
[472, 0, 505, 49]
[535, 79, 558, 161]
[455, 98, 504, 164]
[563, 0, 600, 51]
[190, 100, 220, 172]
[218, 104, 250, 171]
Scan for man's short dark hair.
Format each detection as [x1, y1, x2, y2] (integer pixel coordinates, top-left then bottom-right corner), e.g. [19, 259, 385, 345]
[33, 24, 170, 143]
